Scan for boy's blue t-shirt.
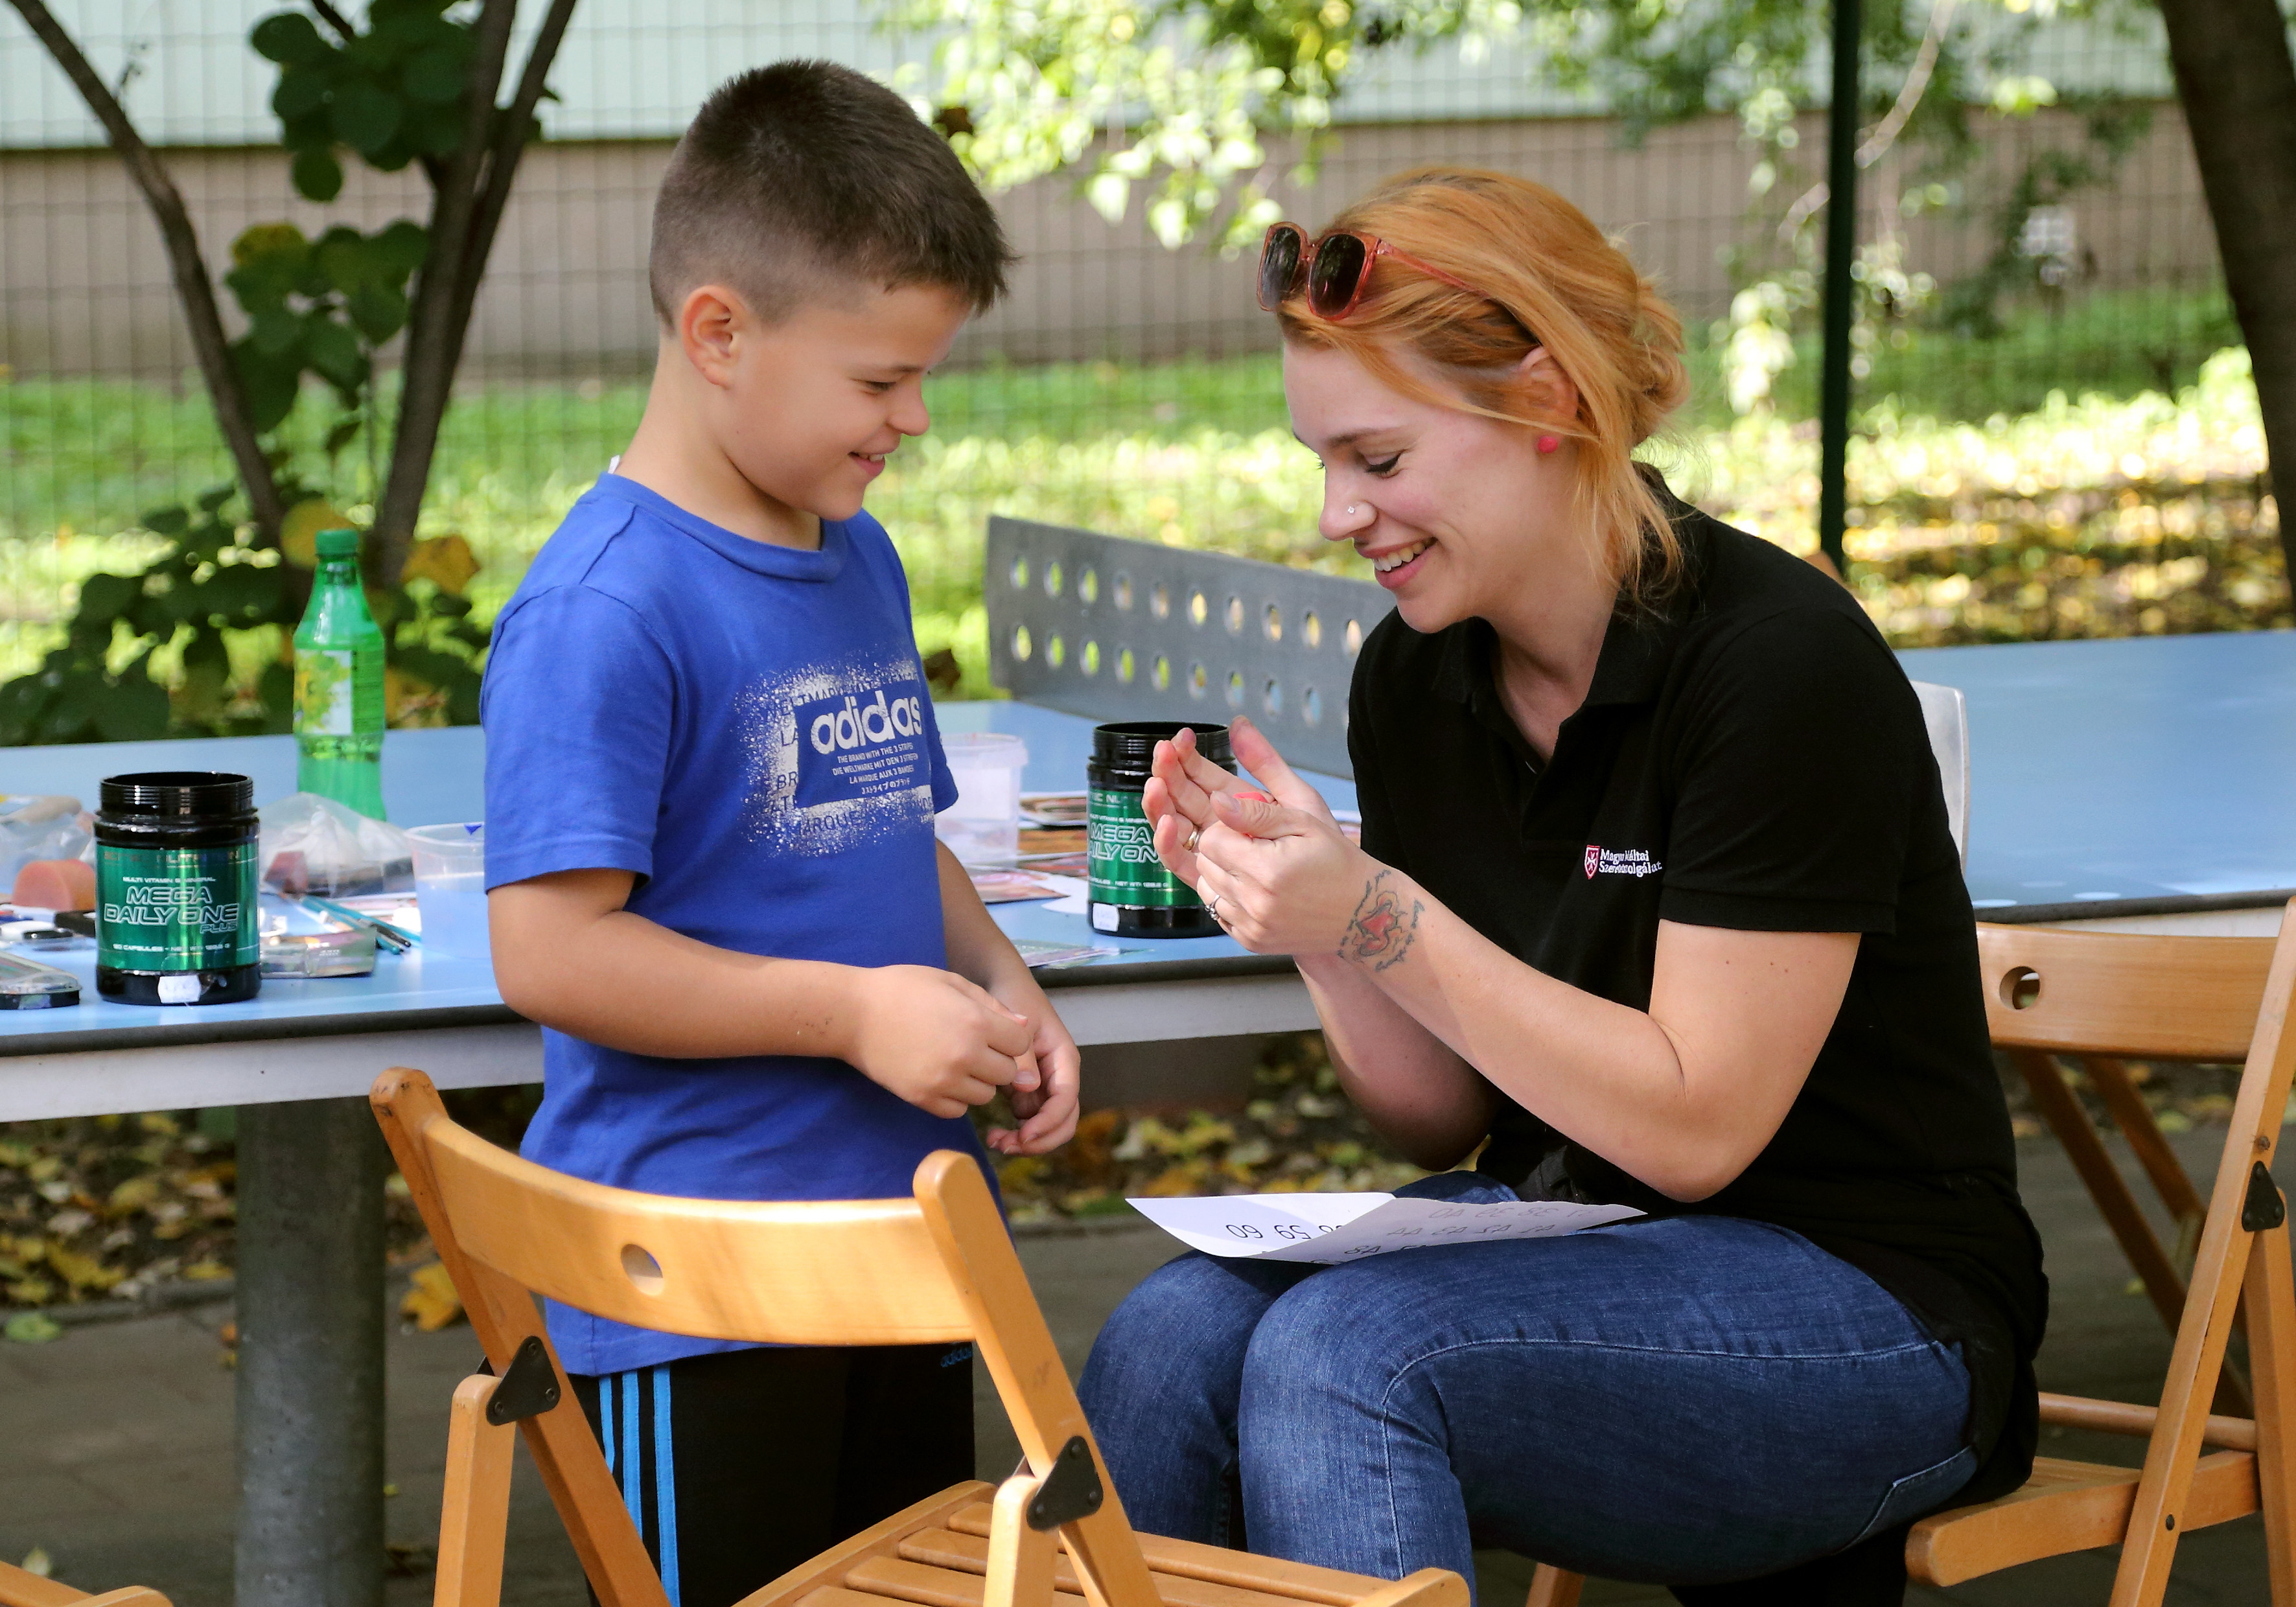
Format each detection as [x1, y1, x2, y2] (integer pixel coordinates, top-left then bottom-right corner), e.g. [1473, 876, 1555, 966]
[481, 474, 982, 1376]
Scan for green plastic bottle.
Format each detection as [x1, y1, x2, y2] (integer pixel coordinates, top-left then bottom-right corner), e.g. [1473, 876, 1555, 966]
[293, 527, 388, 820]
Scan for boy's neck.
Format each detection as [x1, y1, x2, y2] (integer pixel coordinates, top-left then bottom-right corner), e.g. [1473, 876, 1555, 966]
[614, 356, 824, 551]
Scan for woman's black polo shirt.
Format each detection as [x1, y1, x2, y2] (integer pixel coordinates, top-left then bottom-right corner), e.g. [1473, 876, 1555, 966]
[1347, 502, 2045, 1501]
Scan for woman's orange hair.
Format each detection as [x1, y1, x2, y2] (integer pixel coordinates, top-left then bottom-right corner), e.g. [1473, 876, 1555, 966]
[1275, 167, 1691, 607]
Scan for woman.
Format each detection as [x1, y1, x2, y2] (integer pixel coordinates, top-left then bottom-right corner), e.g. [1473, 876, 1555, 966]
[1075, 168, 2045, 1602]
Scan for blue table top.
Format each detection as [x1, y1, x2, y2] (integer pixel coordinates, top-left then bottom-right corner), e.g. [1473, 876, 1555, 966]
[1900, 630, 2296, 919]
[0, 627, 2283, 1049]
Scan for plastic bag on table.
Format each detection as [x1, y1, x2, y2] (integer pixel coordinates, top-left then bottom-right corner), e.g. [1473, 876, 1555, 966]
[0, 796, 91, 889]
[259, 792, 414, 897]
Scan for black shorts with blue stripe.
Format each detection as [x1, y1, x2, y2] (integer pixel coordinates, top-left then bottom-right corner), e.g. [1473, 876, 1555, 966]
[572, 1341, 976, 1607]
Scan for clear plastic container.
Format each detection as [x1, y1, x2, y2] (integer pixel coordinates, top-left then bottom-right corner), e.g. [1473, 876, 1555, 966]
[934, 732, 1029, 865]
[408, 822, 488, 962]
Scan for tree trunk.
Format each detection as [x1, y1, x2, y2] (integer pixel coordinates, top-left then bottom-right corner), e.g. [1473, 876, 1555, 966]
[368, 0, 579, 585]
[369, 0, 518, 584]
[2160, 0, 2296, 583]
[8, 0, 286, 538]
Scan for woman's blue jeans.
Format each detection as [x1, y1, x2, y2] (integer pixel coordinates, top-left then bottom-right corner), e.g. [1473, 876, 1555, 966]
[1077, 1175, 1977, 1593]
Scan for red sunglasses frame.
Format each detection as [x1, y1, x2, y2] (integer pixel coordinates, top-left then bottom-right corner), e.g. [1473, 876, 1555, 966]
[1256, 222, 1487, 319]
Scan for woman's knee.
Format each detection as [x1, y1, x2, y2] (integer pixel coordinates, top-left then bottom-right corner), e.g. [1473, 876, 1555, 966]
[1236, 1266, 1425, 1432]
[1081, 1253, 1295, 1415]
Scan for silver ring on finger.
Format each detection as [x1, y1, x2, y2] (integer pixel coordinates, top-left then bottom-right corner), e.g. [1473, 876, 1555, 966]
[1184, 824, 1202, 853]
[1207, 892, 1230, 928]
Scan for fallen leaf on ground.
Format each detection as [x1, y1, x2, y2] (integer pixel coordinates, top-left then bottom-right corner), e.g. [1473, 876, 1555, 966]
[18, 1547, 51, 1577]
[399, 1262, 465, 1332]
[4, 1312, 63, 1343]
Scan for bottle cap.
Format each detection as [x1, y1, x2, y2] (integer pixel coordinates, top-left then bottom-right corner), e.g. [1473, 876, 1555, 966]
[315, 527, 362, 559]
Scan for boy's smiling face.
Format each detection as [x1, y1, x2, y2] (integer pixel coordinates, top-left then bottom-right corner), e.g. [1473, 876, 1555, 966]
[677, 278, 973, 538]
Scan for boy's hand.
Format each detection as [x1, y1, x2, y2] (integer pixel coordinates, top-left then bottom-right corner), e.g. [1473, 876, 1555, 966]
[848, 966, 1036, 1118]
[982, 975, 1082, 1155]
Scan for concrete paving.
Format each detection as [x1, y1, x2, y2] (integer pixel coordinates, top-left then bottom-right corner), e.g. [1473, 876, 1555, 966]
[0, 1124, 2282, 1606]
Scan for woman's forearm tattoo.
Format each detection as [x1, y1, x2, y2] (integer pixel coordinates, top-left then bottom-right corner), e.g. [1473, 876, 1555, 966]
[1339, 870, 1424, 971]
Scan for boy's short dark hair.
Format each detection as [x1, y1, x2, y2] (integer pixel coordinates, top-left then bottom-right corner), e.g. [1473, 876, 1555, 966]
[649, 60, 1014, 325]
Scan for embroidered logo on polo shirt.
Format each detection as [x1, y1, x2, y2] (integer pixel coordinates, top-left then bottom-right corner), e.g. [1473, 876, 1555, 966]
[1584, 846, 1662, 879]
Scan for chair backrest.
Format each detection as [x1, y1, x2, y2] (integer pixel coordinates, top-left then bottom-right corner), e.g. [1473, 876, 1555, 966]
[1908, 680, 1968, 863]
[419, 1115, 975, 1346]
[1975, 923, 2278, 1062]
[373, 1069, 1164, 1607]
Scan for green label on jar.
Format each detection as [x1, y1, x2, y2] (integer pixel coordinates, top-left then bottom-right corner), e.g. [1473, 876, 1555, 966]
[97, 842, 259, 972]
[1087, 787, 1201, 909]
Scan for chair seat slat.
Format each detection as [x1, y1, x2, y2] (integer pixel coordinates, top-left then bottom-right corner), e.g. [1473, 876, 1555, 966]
[945, 1505, 1378, 1606]
[794, 1588, 929, 1607]
[848, 1556, 1076, 1607]
[898, 1527, 1329, 1607]
[1907, 1451, 2260, 1586]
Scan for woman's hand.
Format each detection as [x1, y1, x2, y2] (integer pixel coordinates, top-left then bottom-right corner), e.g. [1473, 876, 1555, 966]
[1145, 715, 1335, 888]
[1192, 791, 1380, 957]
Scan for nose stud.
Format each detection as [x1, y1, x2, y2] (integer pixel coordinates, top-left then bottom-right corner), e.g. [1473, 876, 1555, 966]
[1347, 505, 1360, 516]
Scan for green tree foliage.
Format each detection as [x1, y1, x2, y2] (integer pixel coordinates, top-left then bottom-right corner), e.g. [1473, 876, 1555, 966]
[2, 0, 570, 743]
[891, 0, 2154, 405]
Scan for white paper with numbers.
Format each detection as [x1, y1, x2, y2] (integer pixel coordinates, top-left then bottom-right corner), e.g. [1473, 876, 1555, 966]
[1127, 1192, 1644, 1264]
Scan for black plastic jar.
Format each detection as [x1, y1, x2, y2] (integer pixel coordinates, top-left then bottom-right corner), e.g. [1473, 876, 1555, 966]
[1087, 722, 1236, 938]
[95, 772, 262, 1006]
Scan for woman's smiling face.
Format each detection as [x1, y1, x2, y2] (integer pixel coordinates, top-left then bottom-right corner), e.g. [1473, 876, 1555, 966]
[1282, 338, 1588, 636]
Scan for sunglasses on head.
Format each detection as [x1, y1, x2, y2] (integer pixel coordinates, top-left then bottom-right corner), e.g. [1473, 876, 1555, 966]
[1257, 221, 1492, 321]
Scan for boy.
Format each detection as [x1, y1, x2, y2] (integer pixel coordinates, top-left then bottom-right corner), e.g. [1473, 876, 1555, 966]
[481, 60, 1080, 1607]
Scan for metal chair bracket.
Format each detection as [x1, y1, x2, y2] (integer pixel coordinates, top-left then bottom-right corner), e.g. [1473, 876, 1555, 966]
[1026, 1436, 1105, 1531]
[2244, 1161, 2286, 1233]
[482, 1334, 564, 1425]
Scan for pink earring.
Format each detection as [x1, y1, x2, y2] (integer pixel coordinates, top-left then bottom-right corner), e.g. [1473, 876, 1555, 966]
[1536, 435, 1560, 455]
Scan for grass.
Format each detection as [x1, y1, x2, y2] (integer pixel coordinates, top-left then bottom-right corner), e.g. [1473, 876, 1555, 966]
[0, 287, 2282, 705]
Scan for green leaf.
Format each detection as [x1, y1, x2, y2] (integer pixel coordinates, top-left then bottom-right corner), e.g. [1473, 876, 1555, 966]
[3, 1311, 62, 1345]
[311, 226, 373, 292]
[91, 671, 171, 743]
[406, 102, 467, 159]
[198, 565, 291, 629]
[196, 484, 237, 514]
[402, 42, 469, 104]
[0, 675, 50, 748]
[360, 133, 419, 172]
[251, 12, 329, 67]
[324, 416, 364, 456]
[75, 572, 143, 625]
[279, 108, 332, 149]
[304, 318, 366, 391]
[141, 507, 189, 536]
[329, 79, 404, 154]
[345, 282, 410, 345]
[290, 145, 343, 203]
[371, 220, 429, 277]
[248, 306, 303, 358]
[232, 341, 303, 434]
[272, 64, 332, 122]
[257, 662, 296, 734]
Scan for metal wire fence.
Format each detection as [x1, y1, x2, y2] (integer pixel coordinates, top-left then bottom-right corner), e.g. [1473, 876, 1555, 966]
[0, 3, 2278, 708]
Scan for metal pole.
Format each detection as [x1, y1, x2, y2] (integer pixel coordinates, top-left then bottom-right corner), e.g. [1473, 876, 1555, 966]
[234, 1097, 387, 1607]
[1818, 0, 1862, 575]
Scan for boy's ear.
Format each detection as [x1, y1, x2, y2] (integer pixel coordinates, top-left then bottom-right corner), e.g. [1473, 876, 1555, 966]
[677, 283, 756, 389]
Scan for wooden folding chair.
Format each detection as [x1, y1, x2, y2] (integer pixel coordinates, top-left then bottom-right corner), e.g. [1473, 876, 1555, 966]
[0, 1560, 168, 1606]
[371, 1067, 1468, 1607]
[1525, 907, 2296, 1606]
[2001, 919, 2278, 1383]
